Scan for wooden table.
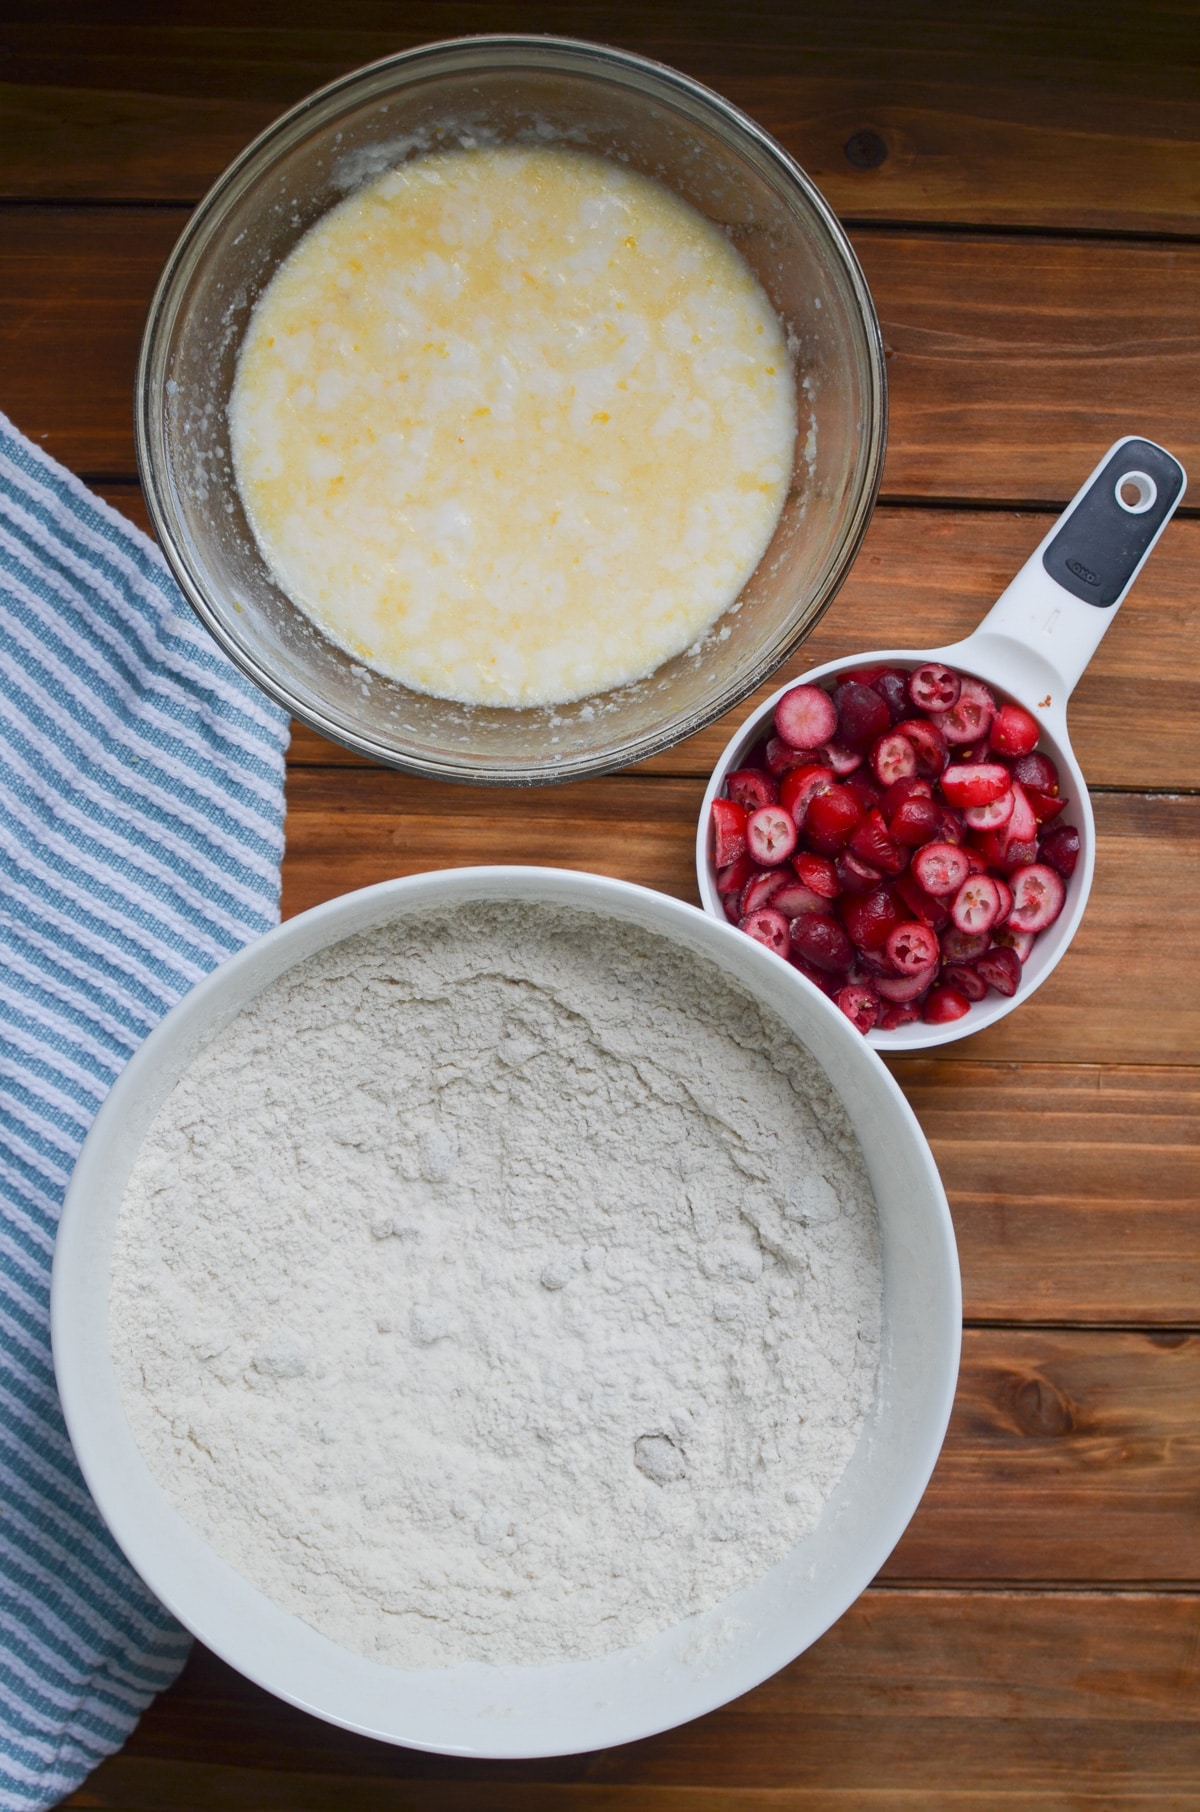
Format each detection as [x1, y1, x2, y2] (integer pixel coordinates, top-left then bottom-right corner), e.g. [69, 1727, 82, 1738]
[6, 4, 1198, 1805]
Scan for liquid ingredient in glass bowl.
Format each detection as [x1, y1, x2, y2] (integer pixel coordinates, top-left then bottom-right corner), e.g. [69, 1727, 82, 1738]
[109, 903, 881, 1671]
[228, 146, 796, 707]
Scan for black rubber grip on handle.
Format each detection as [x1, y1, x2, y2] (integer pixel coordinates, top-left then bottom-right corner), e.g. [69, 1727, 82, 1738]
[1042, 438, 1184, 608]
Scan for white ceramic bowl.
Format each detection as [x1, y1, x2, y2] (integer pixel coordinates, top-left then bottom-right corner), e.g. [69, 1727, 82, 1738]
[53, 867, 959, 1757]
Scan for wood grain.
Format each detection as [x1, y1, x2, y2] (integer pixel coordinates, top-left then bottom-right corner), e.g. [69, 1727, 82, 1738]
[887, 1330, 1200, 1584]
[6, 73, 1200, 240]
[891, 1063, 1200, 1328]
[7, 1, 1200, 231]
[6, 211, 1200, 505]
[92, 486, 1200, 794]
[65, 1591, 1200, 1805]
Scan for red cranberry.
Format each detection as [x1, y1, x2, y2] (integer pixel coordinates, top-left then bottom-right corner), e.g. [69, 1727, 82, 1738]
[832, 680, 892, 749]
[774, 683, 838, 751]
[789, 913, 855, 974]
[1040, 823, 1080, 878]
[725, 767, 778, 812]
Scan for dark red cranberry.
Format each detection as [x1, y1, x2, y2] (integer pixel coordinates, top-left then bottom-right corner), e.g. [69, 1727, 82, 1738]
[1039, 823, 1080, 878]
[805, 785, 865, 853]
[832, 680, 892, 749]
[838, 886, 905, 953]
[1012, 751, 1060, 793]
[871, 669, 911, 724]
[789, 913, 855, 974]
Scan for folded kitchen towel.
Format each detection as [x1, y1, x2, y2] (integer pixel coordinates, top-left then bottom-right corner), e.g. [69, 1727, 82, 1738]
[0, 412, 289, 1810]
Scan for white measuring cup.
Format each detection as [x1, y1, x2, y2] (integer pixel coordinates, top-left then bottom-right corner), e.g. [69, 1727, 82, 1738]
[696, 436, 1187, 1049]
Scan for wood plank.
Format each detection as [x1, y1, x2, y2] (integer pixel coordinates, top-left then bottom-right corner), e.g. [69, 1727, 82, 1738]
[890, 1063, 1200, 1328]
[6, 72, 1200, 240]
[90, 487, 1200, 795]
[66, 1591, 1200, 1805]
[887, 1329, 1200, 1584]
[6, 213, 1200, 505]
[279, 770, 1200, 1067]
[6, 1, 1200, 230]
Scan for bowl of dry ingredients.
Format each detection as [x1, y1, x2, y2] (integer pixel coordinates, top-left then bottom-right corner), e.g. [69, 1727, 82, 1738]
[135, 36, 885, 783]
[54, 868, 958, 1756]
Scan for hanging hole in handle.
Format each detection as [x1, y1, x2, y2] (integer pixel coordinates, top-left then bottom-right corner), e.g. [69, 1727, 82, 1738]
[1115, 470, 1157, 514]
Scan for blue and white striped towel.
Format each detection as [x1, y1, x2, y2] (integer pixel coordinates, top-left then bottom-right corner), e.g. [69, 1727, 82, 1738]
[0, 412, 289, 1810]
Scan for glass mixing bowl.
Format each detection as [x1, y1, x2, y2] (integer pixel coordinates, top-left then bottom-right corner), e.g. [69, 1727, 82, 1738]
[136, 35, 886, 785]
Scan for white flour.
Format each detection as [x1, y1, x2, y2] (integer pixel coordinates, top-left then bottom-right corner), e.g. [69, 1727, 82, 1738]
[110, 903, 881, 1669]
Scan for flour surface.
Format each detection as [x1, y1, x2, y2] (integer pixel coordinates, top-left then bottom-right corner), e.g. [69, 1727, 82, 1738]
[110, 904, 881, 1669]
[228, 146, 796, 707]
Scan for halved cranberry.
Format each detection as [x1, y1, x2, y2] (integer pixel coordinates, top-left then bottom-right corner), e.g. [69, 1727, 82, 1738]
[836, 850, 885, 893]
[890, 794, 942, 847]
[964, 788, 1015, 831]
[941, 677, 996, 744]
[740, 869, 788, 915]
[793, 851, 840, 898]
[871, 731, 918, 788]
[895, 869, 952, 931]
[739, 907, 790, 956]
[839, 886, 905, 953]
[879, 1001, 922, 1029]
[765, 735, 823, 777]
[818, 740, 865, 777]
[908, 663, 962, 713]
[1040, 823, 1081, 879]
[896, 717, 949, 777]
[921, 983, 972, 1024]
[876, 962, 939, 1003]
[975, 945, 1022, 997]
[805, 785, 864, 853]
[912, 841, 970, 897]
[989, 702, 1040, 757]
[886, 921, 940, 975]
[1005, 780, 1039, 847]
[1024, 785, 1067, 826]
[711, 798, 747, 867]
[940, 924, 990, 964]
[941, 961, 988, 1002]
[779, 763, 836, 828]
[725, 767, 778, 812]
[881, 774, 933, 818]
[941, 762, 1011, 809]
[1008, 862, 1066, 932]
[774, 683, 838, 751]
[832, 680, 892, 749]
[716, 851, 754, 897]
[993, 875, 1013, 925]
[772, 879, 830, 918]
[871, 669, 912, 724]
[790, 955, 838, 996]
[849, 807, 907, 874]
[835, 983, 882, 1034]
[992, 924, 1035, 963]
[1003, 838, 1040, 872]
[746, 805, 797, 866]
[1012, 751, 1060, 793]
[935, 806, 966, 846]
[951, 873, 1002, 934]
[846, 776, 884, 814]
[789, 913, 855, 974]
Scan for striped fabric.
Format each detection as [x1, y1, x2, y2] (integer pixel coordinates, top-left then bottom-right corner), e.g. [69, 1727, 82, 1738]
[0, 412, 289, 1810]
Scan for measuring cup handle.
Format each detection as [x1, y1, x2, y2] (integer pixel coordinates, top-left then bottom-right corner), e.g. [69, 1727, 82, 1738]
[967, 437, 1186, 702]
